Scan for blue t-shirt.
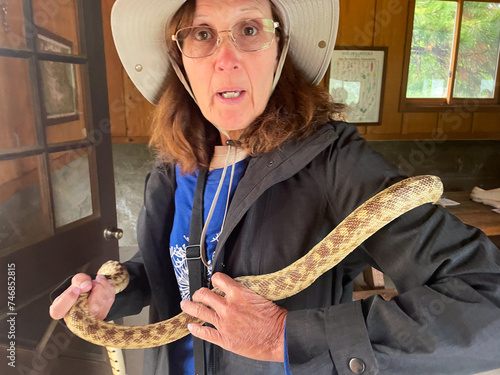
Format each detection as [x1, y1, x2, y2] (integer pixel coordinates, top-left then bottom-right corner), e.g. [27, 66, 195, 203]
[168, 159, 248, 374]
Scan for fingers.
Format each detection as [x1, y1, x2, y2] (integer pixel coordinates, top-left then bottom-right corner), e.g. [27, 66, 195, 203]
[210, 272, 240, 296]
[193, 285, 226, 309]
[181, 274, 247, 325]
[180, 288, 226, 348]
[49, 274, 115, 321]
[187, 323, 223, 347]
[181, 272, 288, 362]
[181, 284, 224, 327]
[71, 273, 93, 292]
[180, 297, 219, 327]
[88, 275, 116, 320]
[49, 285, 81, 320]
[49, 273, 92, 320]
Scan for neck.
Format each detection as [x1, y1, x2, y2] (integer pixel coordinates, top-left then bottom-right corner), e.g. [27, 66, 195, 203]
[219, 129, 244, 145]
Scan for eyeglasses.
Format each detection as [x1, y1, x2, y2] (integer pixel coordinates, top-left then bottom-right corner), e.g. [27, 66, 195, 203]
[172, 18, 279, 58]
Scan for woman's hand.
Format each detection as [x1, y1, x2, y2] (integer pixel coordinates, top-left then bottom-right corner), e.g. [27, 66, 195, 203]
[49, 273, 116, 321]
[180, 272, 287, 362]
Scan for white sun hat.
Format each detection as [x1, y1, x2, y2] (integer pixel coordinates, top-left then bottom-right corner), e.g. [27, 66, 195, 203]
[110, 0, 340, 105]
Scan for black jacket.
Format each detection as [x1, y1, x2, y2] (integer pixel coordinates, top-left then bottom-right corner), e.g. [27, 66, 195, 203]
[109, 122, 500, 375]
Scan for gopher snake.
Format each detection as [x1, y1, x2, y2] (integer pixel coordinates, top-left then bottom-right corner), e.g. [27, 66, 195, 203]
[64, 175, 443, 351]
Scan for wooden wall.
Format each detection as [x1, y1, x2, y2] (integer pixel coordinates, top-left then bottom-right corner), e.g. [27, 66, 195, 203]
[102, 0, 153, 144]
[102, 0, 500, 143]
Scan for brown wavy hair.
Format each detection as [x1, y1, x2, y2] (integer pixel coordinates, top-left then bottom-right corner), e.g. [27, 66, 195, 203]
[149, 0, 345, 174]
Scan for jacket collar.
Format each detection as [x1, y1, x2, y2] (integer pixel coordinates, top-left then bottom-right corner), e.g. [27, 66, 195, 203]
[216, 121, 340, 253]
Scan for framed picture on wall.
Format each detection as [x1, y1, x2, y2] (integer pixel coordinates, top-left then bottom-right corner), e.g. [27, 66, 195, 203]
[329, 47, 387, 125]
[36, 28, 79, 126]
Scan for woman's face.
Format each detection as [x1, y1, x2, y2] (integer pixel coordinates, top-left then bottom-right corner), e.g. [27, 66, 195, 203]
[181, 0, 279, 142]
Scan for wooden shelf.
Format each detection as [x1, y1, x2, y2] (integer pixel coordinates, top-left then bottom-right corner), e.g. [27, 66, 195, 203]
[353, 288, 398, 301]
[443, 191, 500, 237]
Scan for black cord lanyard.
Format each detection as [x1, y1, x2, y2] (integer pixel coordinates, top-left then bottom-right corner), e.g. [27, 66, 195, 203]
[186, 167, 208, 375]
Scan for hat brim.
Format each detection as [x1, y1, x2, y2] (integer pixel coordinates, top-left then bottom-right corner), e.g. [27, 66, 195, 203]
[111, 0, 339, 105]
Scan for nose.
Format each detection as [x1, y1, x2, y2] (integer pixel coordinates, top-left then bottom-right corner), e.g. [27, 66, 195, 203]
[214, 33, 240, 72]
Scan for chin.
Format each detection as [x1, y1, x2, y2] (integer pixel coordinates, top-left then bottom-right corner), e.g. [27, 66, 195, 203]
[214, 117, 254, 135]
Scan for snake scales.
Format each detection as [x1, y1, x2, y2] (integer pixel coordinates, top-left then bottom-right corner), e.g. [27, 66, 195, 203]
[64, 175, 443, 350]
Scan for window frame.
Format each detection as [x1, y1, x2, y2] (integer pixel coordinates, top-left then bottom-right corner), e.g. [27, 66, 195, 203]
[400, 0, 500, 112]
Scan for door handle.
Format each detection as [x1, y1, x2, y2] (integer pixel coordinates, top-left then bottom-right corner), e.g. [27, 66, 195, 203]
[104, 227, 123, 240]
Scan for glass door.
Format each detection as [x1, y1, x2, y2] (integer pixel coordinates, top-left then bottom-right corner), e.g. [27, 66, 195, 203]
[0, 0, 119, 373]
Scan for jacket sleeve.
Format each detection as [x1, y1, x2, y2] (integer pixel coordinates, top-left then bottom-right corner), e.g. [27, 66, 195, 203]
[108, 163, 180, 322]
[106, 249, 151, 320]
[285, 123, 500, 375]
[106, 169, 157, 320]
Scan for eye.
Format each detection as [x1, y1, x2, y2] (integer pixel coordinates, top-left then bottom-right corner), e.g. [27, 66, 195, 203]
[193, 28, 214, 41]
[242, 25, 259, 36]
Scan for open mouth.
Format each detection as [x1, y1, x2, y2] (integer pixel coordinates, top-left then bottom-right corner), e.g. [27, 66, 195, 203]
[218, 91, 244, 99]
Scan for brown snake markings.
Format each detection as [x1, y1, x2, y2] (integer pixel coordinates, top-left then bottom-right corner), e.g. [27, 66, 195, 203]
[64, 175, 443, 349]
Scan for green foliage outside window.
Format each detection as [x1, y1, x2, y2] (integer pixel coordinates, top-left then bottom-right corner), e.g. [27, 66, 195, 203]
[407, 0, 500, 99]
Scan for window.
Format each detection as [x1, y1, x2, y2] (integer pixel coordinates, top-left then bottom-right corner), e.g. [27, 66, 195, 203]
[0, 0, 105, 251]
[401, 0, 500, 110]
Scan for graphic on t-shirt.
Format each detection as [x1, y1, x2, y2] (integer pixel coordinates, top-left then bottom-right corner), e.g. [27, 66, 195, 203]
[169, 234, 217, 300]
[170, 235, 191, 300]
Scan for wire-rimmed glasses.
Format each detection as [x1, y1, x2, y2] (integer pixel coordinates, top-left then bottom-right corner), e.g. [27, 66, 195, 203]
[172, 18, 279, 58]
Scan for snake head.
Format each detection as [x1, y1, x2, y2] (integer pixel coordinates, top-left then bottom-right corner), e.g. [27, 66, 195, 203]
[97, 260, 130, 294]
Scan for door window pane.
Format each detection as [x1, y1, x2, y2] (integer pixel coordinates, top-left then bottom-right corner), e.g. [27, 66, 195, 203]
[32, 0, 81, 55]
[50, 148, 93, 228]
[453, 2, 500, 98]
[0, 156, 49, 249]
[0, 56, 37, 150]
[40, 62, 87, 144]
[0, 0, 26, 49]
[406, 0, 457, 98]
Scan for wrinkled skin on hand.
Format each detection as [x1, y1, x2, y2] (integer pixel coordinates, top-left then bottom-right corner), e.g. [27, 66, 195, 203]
[180, 272, 288, 362]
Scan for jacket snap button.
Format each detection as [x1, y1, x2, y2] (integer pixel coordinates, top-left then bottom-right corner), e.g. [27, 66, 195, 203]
[349, 358, 366, 374]
[268, 161, 274, 167]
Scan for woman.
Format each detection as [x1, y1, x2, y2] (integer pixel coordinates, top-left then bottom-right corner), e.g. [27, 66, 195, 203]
[50, 0, 500, 374]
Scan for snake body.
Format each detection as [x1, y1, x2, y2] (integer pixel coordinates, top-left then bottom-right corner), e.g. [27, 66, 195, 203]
[64, 175, 443, 349]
